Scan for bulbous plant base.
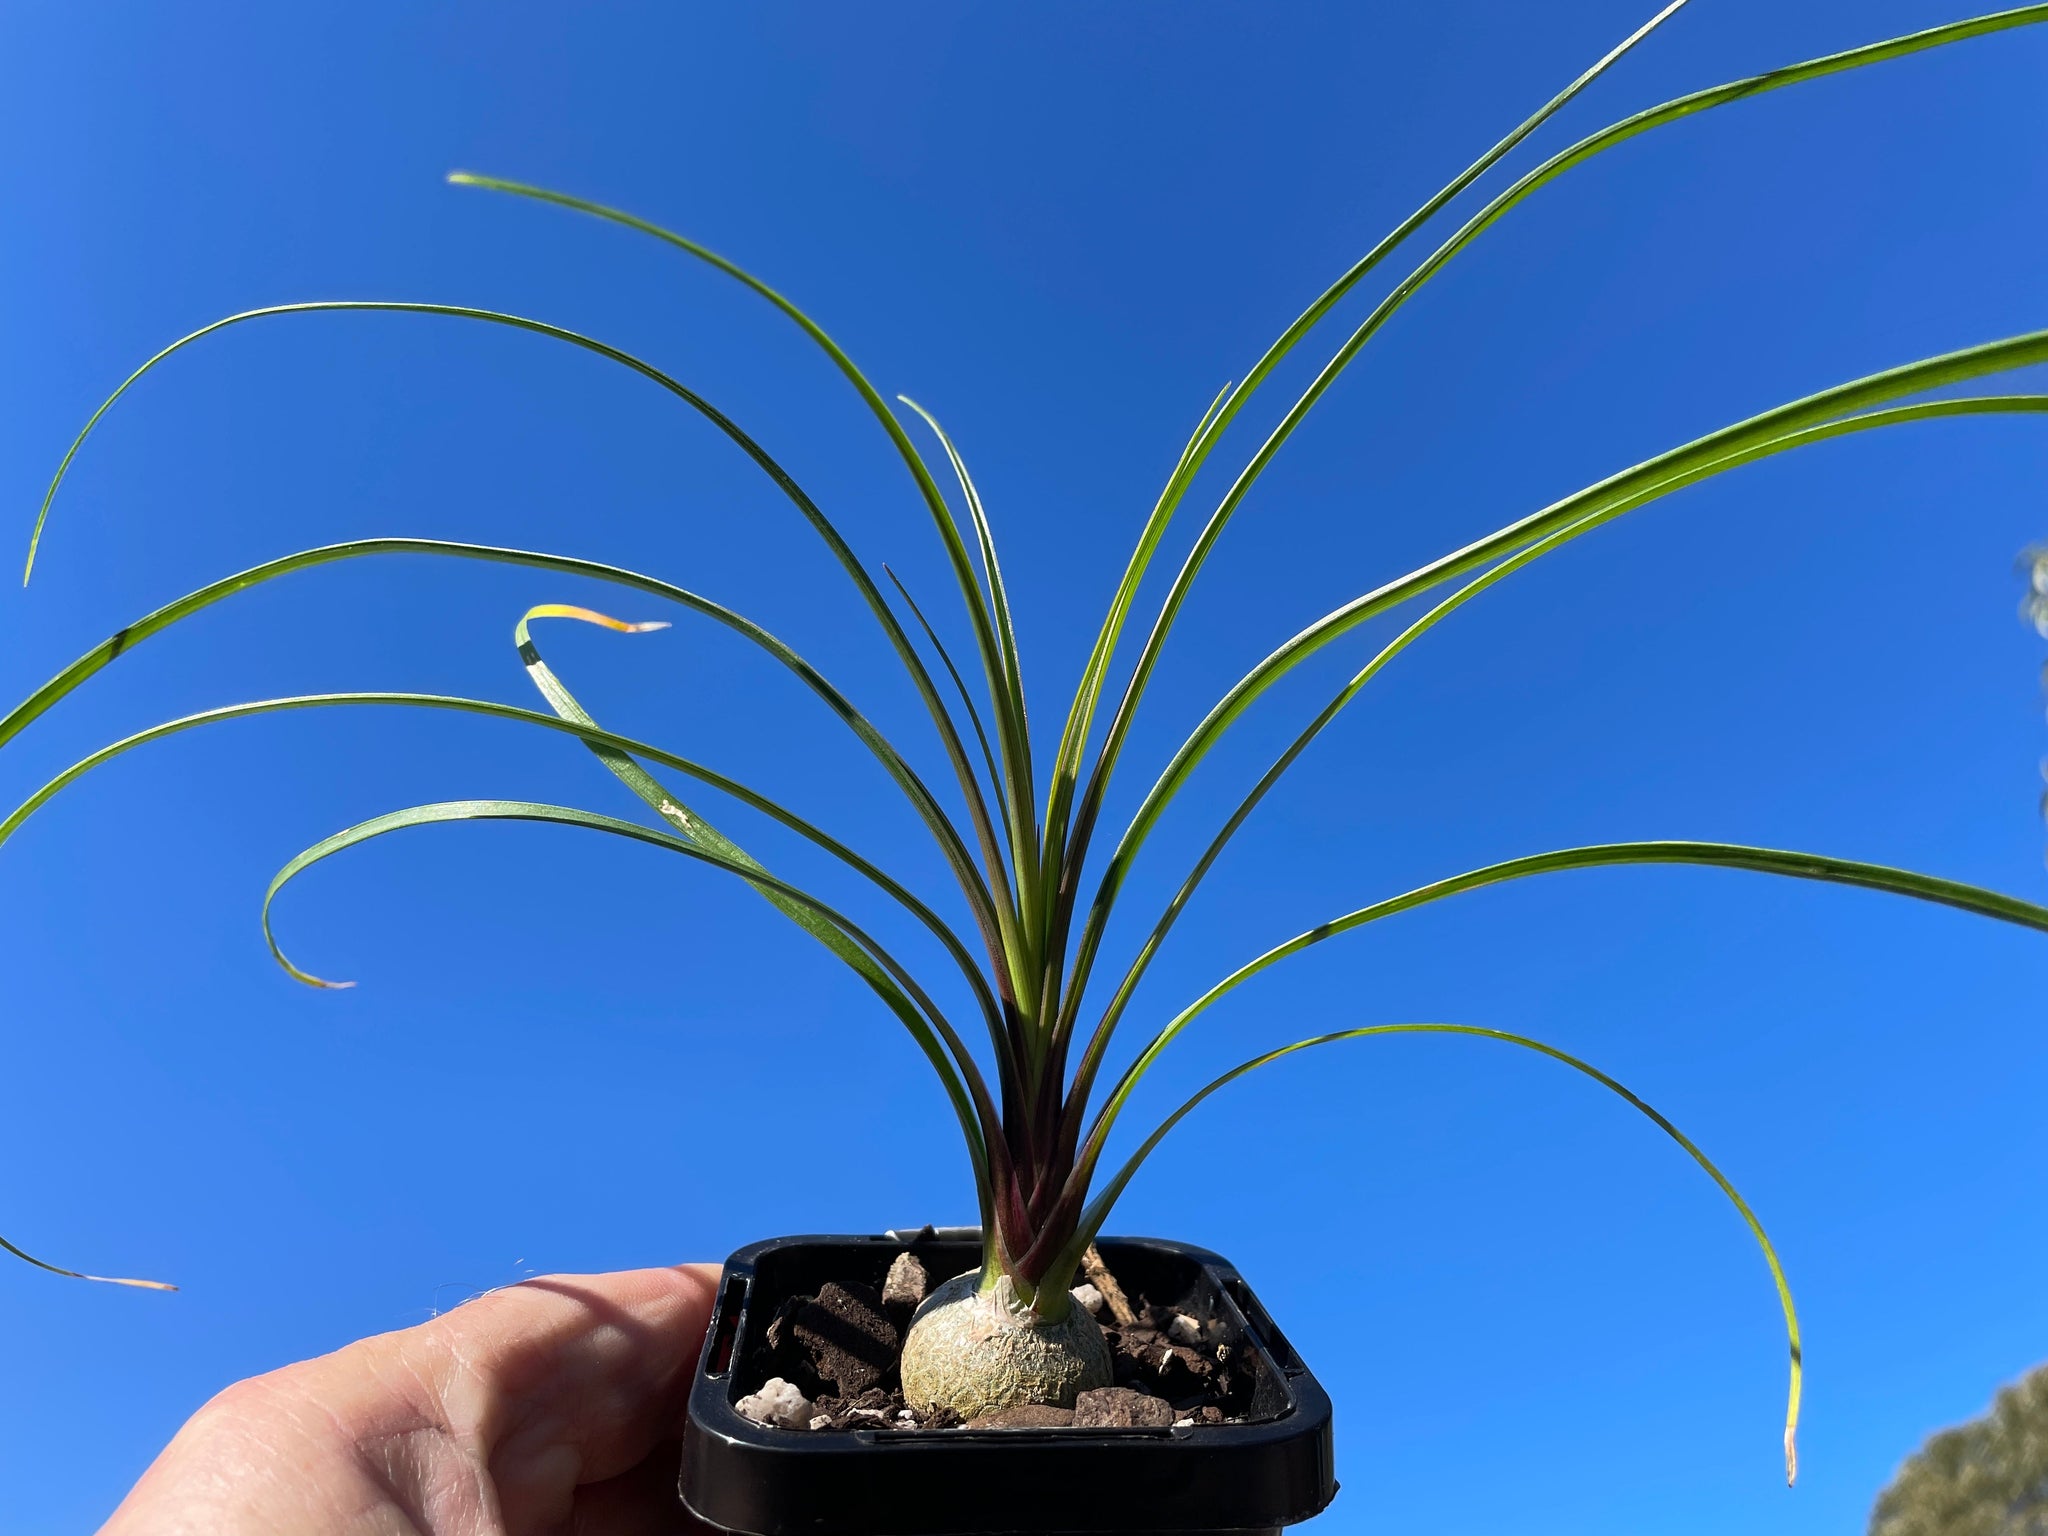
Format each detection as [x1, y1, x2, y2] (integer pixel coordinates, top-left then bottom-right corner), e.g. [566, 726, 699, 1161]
[899, 1270, 1113, 1418]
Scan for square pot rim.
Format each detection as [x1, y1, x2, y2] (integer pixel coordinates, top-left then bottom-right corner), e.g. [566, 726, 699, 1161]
[679, 1231, 1338, 1536]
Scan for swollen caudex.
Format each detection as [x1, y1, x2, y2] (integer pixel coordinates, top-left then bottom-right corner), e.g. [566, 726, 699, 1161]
[899, 1271, 1112, 1418]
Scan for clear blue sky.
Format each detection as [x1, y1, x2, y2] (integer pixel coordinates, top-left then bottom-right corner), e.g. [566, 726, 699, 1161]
[3, 3, 2044, 1531]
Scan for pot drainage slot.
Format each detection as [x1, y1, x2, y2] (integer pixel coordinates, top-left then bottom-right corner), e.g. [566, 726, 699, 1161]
[705, 1274, 747, 1377]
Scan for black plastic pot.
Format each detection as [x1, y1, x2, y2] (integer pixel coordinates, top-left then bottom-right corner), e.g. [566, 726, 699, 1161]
[679, 1232, 1336, 1536]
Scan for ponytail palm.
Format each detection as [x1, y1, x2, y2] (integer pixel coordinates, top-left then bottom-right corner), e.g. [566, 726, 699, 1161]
[12, 1, 2048, 1481]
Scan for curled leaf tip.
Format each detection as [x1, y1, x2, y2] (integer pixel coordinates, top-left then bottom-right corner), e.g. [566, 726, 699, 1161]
[282, 959, 356, 991]
[521, 603, 668, 636]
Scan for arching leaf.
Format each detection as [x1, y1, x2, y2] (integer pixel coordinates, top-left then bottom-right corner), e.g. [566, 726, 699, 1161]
[262, 797, 1004, 1191]
[1062, 4, 2048, 927]
[1058, 396, 2048, 1093]
[1054, 1022, 1801, 1484]
[25, 300, 1015, 964]
[2, 534, 1005, 959]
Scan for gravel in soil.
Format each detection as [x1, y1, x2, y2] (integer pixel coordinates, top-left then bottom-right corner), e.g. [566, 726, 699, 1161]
[738, 1252, 1254, 1432]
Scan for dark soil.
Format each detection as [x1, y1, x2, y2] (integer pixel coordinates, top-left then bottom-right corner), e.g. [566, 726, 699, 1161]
[741, 1249, 1256, 1432]
[1099, 1305, 1255, 1422]
[792, 1281, 898, 1397]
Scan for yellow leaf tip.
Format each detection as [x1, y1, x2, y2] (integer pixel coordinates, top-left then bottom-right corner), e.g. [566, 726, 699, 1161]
[522, 604, 667, 635]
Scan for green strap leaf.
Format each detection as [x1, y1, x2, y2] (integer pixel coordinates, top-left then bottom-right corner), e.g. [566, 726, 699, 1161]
[514, 604, 1016, 1105]
[1, 533, 1007, 963]
[886, 567, 1005, 811]
[263, 797, 1005, 1187]
[1037, 377, 1237, 1053]
[1058, 396, 2048, 1089]
[0, 682, 1008, 1230]
[24, 299, 1015, 969]
[880, 569, 1046, 1090]
[898, 398, 1040, 928]
[1059, 1022, 1802, 1485]
[1072, 330, 2048, 996]
[0, 680, 1003, 1047]
[445, 173, 1030, 957]
[1064, 3, 2048, 917]
[1041, 379, 1232, 880]
[443, 175, 979, 569]
[1047, 1, 1694, 877]
[24, 301, 742, 581]
[1091, 839, 2048, 1185]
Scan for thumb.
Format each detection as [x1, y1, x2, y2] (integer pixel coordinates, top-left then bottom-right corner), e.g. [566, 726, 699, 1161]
[403, 1265, 723, 1509]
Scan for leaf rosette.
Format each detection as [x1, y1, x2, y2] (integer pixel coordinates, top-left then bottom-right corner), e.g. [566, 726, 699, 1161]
[13, 1, 2048, 1481]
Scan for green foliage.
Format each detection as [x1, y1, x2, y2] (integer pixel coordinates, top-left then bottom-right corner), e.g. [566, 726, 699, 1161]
[8, 2, 2048, 1484]
[1871, 1364, 2048, 1536]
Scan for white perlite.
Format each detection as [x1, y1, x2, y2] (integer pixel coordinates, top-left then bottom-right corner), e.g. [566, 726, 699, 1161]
[1167, 1312, 1204, 1345]
[899, 1271, 1113, 1419]
[735, 1376, 812, 1430]
[1070, 1283, 1105, 1317]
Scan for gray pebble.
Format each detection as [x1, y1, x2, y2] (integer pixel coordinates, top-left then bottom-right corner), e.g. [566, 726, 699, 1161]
[883, 1251, 930, 1309]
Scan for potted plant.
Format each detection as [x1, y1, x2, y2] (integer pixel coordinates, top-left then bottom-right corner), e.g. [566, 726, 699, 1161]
[8, 4, 2047, 1531]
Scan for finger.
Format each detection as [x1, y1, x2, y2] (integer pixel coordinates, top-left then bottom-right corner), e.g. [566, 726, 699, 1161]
[97, 1264, 723, 1536]
[387, 1264, 721, 1524]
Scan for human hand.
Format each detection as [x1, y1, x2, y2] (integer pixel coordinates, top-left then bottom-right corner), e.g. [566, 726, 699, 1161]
[100, 1263, 722, 1536]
